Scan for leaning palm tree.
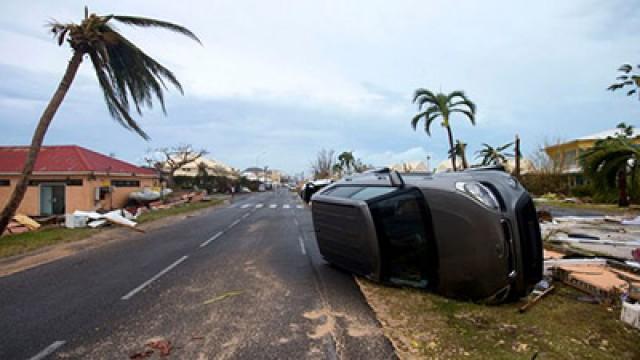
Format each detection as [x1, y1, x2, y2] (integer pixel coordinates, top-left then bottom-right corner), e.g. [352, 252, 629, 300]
[0, 7, 200, 235]
[411, 89, 476, 171]
[581, 124, 640, 207]
[476, 142, 514, 166]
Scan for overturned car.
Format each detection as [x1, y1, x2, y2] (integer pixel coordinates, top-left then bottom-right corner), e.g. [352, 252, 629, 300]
[310, 168, 542, 302]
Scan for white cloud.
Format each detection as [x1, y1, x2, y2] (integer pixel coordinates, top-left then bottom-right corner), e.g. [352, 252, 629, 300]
[361, 146, 434, 168]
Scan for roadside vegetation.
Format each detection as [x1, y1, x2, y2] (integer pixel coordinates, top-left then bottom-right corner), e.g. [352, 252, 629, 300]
[0, 198, 224, 259]
[358, 279, 640, 360]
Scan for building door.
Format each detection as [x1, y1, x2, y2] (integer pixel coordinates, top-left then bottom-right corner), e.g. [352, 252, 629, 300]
[40, 184, 66, 215]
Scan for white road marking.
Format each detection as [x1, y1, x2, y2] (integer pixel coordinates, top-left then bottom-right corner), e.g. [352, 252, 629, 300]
[200, 231, 223, 248]
[28, 341, 66, 360]
[296, 205, 303, 209]
[121, 256, 189, 300]
[269, 204, 277, 209]
[242, 212, 251, 219]
[298, 236, 306, 255]
[241, 204, 251, 209]
[228, 219, 241, 229]
[294, 218, 299, 227]
[256, 203, 264, 208]
[283, 204, 291, 209]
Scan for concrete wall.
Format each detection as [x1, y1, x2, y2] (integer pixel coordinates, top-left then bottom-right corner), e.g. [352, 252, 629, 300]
[0, 175, 158, 216]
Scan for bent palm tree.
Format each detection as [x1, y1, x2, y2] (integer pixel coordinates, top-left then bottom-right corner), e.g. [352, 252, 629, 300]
[0, 7, 200, 235]
[476, 142, 514, 166]
[581, 123, 640, 207]
[581, 138, 639, 207]
[411, 89, 476, 171]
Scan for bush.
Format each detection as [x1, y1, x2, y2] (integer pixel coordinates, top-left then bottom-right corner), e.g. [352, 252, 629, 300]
[569, 184, 593, 198]
[519, 173, 570, 196]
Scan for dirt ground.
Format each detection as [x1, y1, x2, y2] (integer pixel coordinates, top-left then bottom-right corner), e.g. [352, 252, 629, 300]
[356, 278, 640, 360]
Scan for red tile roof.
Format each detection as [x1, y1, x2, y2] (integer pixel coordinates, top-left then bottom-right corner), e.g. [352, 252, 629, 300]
[0, 145, 156, 176]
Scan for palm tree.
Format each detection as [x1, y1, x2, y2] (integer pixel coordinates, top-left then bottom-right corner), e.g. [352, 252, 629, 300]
[581, 123, 639, 207]
[411, 89, 476, 171]
[0, 7, 200, 235]
[452, 140, 469, 169]
[608, 63, 640, 100]
[337, 151, 355, 175]
[476, 142, 514, 166]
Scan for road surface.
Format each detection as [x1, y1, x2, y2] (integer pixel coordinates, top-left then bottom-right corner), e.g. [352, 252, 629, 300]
[0, 189, 394, 359]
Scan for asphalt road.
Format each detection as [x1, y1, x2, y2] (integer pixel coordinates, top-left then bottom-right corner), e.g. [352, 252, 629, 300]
[0, 189, 394, 359]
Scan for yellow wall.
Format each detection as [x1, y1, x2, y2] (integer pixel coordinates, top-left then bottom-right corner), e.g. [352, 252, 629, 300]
[0, 175, 158, 216]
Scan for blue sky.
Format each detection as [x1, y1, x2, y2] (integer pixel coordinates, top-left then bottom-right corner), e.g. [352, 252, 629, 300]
[1, 0, 640, 175]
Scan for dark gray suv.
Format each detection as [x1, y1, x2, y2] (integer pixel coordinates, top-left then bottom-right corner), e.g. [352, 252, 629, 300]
[310, 168, 542, 302]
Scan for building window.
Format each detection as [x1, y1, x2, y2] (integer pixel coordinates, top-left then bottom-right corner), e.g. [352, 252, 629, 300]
[0, 179, 10, 186]
[111, 180, 140, 187]
[28, 179, 83, 186]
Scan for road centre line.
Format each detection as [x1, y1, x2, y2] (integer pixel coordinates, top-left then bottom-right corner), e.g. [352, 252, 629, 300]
[298, 236, 306, 255]
[242, 212, 250, 219]
[121, 256, 189, 300]
[200, 231, 224, 248]
[269, 204, 277, 209]
[241, 204, 251, 209]
[28, 341, 66, 360]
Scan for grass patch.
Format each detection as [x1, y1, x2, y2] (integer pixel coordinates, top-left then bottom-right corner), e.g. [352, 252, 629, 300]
[135, 199, 224, 224]
[0, 227, 97, 258]
[0, 198, 225, 259]
[357, 279, 640, 360]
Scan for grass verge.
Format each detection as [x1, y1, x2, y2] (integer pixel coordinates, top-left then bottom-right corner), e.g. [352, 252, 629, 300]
[357, 278, 640, 360]
[0, 198, 225, 259]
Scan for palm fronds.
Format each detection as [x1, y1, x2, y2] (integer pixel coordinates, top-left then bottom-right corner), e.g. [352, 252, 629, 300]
[608, 63, 640, 101]
[48, 9, 200, 140]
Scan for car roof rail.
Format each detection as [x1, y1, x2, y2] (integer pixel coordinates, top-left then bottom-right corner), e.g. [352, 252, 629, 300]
[367, 167, 405, 187]
[466, 164, 507, 172]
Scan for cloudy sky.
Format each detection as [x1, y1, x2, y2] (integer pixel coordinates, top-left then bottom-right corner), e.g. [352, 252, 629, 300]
[1, 0, 639, 175]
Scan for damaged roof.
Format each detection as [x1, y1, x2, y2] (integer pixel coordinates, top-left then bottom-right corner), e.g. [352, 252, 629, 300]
[0, 145, 156, 176]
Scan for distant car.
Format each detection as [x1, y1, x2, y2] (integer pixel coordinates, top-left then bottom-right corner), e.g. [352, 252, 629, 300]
[310, 168, 542, 302]
[300, 179, 333, 203]
[240, 186, 251, 193]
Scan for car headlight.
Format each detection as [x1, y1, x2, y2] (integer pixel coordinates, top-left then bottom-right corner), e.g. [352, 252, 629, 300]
[455, 181, 500, 210]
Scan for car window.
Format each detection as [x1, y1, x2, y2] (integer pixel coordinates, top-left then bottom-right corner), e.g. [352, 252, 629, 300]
[350, 187, 396, 201]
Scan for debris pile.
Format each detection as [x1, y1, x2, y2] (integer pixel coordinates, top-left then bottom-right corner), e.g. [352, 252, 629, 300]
[531, 211, 640, 329]
[2, 214, 41, 236]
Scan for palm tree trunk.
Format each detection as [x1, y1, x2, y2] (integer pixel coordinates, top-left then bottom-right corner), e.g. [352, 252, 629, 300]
[618, 168, 629, 207]
[0, 51, 83, 235]
[445, 125, 457, 171]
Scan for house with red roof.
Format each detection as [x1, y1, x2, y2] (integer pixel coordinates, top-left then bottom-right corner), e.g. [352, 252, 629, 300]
[0, 145, 159, 216]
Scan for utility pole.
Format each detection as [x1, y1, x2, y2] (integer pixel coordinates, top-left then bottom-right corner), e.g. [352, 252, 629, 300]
[514, 134, 521, 178]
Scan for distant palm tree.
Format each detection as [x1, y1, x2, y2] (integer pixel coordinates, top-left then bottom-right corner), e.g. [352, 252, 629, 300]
[337, 151, 355, 175]
[0, 7, 200, 235]
[453, 140, 469, 169]
[411, 89, 476, 171]
[581, 123, 639, 207]
[608, 63, 640, 100]
[476, 142, 514, 166]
